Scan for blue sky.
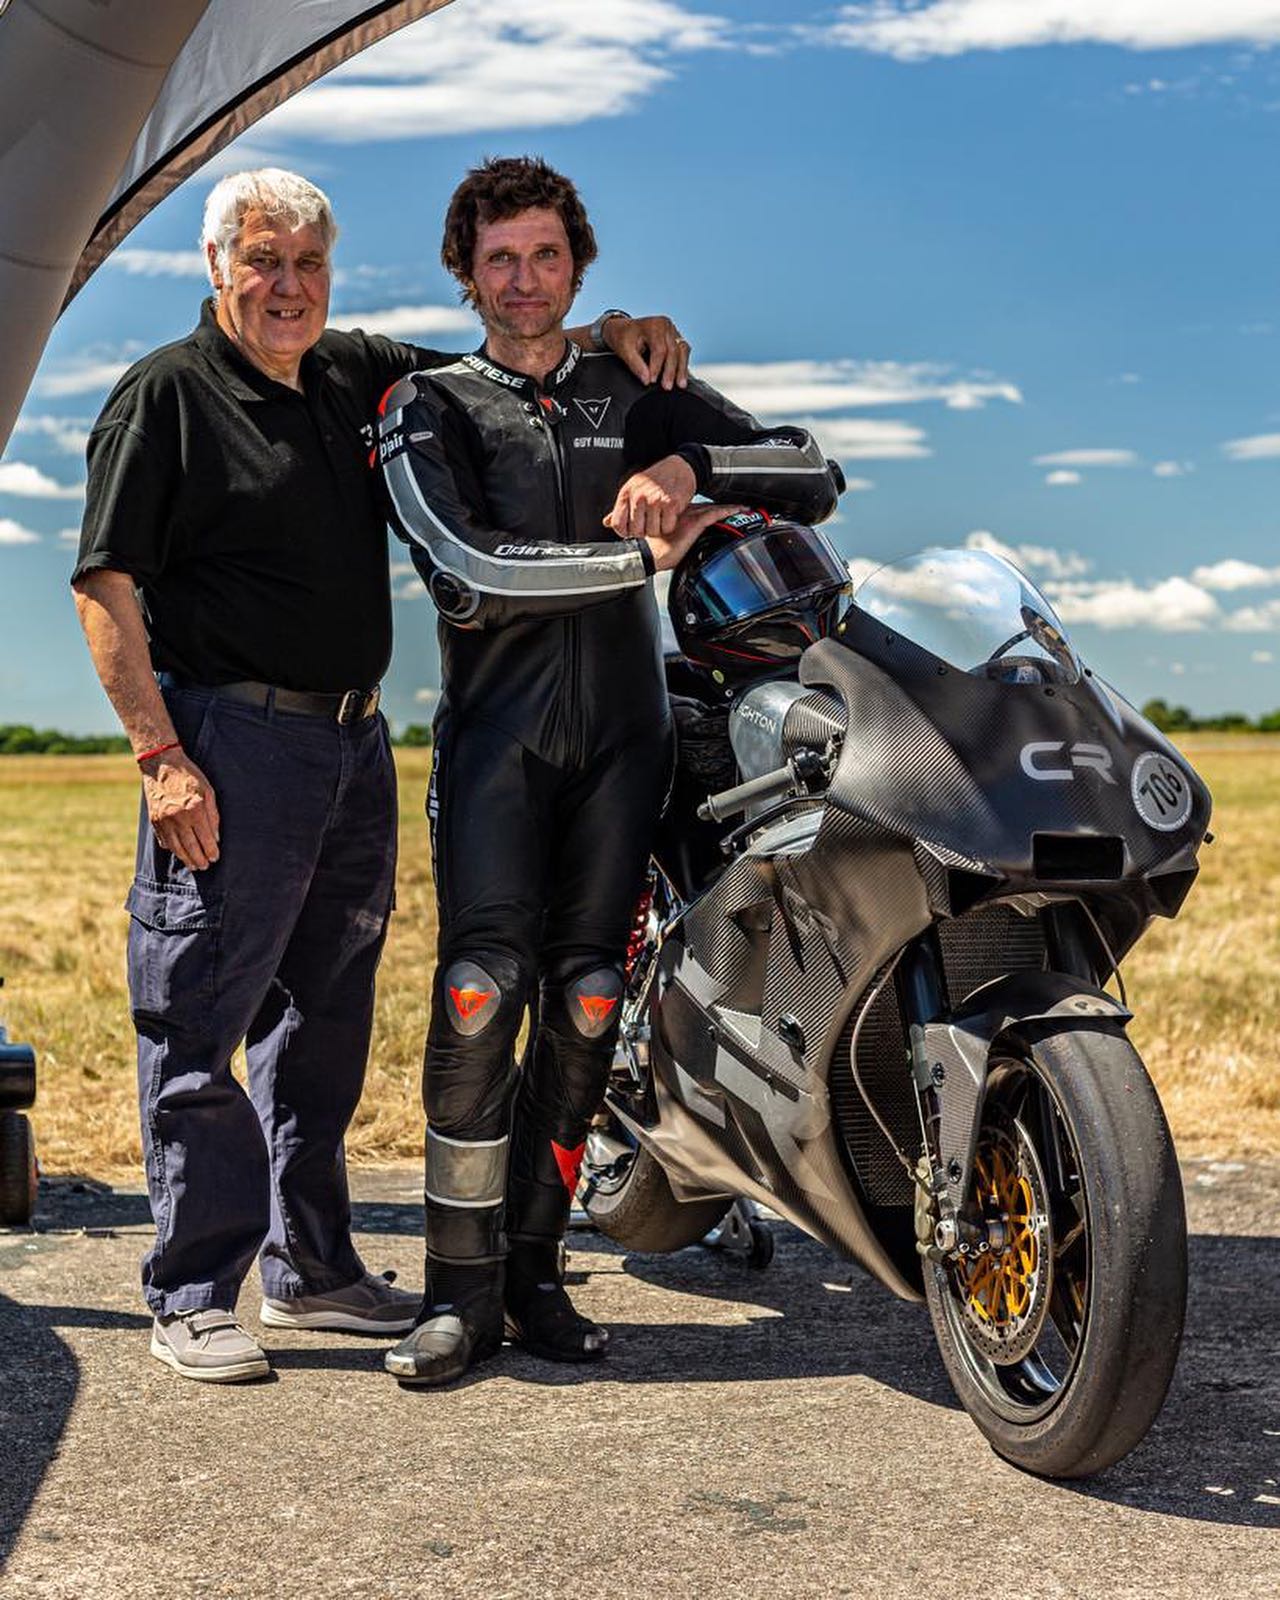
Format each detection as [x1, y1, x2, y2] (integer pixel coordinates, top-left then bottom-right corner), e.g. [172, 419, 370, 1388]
[4, 0, 1280, 730]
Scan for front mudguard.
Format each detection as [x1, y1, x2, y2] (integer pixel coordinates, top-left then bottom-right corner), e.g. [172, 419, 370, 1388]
[922, 970, 1131, 1217]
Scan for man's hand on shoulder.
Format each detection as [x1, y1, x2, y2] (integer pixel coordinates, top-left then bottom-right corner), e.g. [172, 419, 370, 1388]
[603, 316, 691, 390]
[604, 454, 698, 539]
[140, 749, 222, 871]
[643, 502, 744, 574]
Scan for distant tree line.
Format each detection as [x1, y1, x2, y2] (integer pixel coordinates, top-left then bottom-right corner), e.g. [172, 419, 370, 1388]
[3, 709, 1274, 754]
[0, 723, 437, 754]
[1141, 700, 1280, 734]
[0, 725, 132, 755]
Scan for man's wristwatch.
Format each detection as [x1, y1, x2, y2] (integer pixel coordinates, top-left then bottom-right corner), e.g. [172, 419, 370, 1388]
[589, 308, 630, 351]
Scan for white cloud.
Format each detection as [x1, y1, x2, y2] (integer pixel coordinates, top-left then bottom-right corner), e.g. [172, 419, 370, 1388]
[1033, 448, 1139, 468]
[698, 358, 1021, 416]
[0, 518, 40, 546]
[820, 3, 1280, 61]
[1224, 598, 1280, 632]
[109, 249, 207, 279]
[965, 530, 1092, 580]
[11, 414, 92, 456]
[0, 462, 85, 500]
[841, 476, 876, 491]
[1191, 559, 1280, 591]
[327, 305, 477, 338]
[1045, 469, 1081, 486]
[33, 358, 130, 399]
[1222, 432, 1280, 460]
[1045, 575, 1221, 632]
[1153, 459, 1192, 477]
[264, 1, 731, 143]
[792, 416, 930, 461]
[414, 687, 442, 707]
[201, 141, 310, 179]
[1251, 649, 1275, 663]
[57, 527, 82, 545]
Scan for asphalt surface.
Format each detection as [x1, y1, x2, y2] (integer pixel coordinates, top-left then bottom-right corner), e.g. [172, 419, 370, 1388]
[1, 1159, 1276, 1600]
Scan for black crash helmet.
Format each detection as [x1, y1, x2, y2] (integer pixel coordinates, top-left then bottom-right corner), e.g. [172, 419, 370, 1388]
[669, 510, 851, 679]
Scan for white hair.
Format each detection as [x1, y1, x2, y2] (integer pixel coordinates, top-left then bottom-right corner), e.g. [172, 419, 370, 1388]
[200, 168, 338, 283]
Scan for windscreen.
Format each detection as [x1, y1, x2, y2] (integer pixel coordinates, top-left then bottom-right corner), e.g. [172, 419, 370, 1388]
[851, 548, 1082, 685]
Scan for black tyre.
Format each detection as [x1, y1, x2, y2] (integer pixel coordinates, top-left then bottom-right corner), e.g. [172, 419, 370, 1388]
[746, 1219, 774, 1270]
[924, 1025, 1186, 1479]
[0, 1111, 37, 1226]
[583, 1123, 731, 1252]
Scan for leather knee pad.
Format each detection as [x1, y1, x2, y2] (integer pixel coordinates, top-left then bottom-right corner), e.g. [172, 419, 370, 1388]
[424, 950, 531, 1134]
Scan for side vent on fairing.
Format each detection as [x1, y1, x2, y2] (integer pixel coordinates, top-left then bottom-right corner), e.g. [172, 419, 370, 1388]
[945, 867, 1004, 916]
[1032, 833, 1125, 882]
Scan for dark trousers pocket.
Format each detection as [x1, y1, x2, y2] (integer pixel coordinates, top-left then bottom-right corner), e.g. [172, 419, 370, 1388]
[125, 877, 223, 1018]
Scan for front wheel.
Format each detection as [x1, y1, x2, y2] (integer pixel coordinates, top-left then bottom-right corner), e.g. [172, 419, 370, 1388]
[924, 1025, 1186, 1479]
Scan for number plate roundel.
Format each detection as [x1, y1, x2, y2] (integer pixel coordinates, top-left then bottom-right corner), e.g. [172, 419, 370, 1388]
[1131, 750, 1193, 832]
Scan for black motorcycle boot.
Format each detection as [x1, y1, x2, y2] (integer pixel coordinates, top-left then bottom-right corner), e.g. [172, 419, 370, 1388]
[504, 1239, 609, 1363]
[384, 1261, 504, 1387]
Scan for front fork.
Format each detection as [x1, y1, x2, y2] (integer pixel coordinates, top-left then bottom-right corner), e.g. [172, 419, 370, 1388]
[893, 930, 984, 1264]
[897, 928, 1011, 1267]
[896, 908, 1128, 1267]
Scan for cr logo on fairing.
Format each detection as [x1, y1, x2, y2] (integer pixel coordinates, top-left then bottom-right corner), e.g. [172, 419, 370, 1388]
[1019, 742, 1116, 784]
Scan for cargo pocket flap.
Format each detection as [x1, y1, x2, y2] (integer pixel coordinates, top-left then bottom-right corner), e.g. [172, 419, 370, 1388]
[125, 877, 222, 933]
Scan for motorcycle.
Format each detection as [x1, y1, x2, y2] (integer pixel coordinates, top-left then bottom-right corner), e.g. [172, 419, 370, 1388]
[582, 537, 1210, 1480]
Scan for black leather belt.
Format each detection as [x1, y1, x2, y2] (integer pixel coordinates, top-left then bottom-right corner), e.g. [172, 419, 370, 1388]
[161, 675, 380, 725]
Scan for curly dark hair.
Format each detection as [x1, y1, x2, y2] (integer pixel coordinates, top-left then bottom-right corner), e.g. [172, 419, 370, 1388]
[441, 156, 598, 304]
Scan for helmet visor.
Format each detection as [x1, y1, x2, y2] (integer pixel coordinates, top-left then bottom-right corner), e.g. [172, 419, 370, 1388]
[681, 524, 849, 630]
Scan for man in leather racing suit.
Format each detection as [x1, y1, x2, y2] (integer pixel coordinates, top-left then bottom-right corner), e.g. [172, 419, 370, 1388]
[379, 157, 843, 1386]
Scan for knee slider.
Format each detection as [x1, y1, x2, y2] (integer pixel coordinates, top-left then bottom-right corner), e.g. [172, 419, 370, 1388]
[439, 953, 526, 1038]
[553, 964, 624, 1040]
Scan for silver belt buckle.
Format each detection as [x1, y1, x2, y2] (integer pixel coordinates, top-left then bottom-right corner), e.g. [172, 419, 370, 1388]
[336, 686, 379, 725]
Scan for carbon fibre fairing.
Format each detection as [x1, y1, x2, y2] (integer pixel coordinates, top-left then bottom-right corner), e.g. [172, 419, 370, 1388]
[621, 587, 1210, 1301]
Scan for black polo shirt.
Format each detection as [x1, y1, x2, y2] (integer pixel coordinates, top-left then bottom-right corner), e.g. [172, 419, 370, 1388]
[73, 299, 451, 691]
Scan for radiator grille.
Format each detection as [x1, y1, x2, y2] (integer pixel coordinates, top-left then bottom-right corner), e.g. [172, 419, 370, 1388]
[831, 904, 1048, 1205]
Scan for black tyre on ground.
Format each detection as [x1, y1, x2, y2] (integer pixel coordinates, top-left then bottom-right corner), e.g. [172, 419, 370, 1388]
[584, 1132, 731, 1253]
[924, 1024, 1186, 1479]
[0, 1110, 37, 1226]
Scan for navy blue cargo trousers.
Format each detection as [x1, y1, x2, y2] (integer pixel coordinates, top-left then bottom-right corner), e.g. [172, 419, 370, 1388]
[127, 684, 397, 1316]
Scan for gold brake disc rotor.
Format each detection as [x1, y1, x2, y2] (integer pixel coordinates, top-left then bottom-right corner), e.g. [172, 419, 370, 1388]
[953, 1118, 1053, 1364]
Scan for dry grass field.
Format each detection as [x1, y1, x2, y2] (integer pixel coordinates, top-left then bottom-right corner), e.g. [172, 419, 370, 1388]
[0, 736, 1276, 1180]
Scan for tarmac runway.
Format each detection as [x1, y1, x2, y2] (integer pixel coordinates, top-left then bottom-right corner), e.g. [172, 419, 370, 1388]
[1, 1160, 1276, 1599]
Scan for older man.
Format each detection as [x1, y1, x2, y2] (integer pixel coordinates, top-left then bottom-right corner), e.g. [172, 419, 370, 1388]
[71, 167, 688, 1383]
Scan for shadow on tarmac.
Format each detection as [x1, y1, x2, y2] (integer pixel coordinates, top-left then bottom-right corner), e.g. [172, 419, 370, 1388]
[334, 1200, 1280, 1527]
[621, 1226, 1280, 1529]
[0, 1293, 150, 1574]
[0, 1189, 1272, 1569]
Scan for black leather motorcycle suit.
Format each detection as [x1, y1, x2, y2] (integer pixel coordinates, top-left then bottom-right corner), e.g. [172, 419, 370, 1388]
[380, 341, 841, 1283]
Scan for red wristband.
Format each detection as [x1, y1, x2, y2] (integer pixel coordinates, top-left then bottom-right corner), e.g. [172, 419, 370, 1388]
[136, 740, 181, 766]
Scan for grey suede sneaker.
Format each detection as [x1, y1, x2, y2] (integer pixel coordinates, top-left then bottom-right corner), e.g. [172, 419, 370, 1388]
[150, 1309, 270, 1383]
[259, 1270, 419, 1334]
